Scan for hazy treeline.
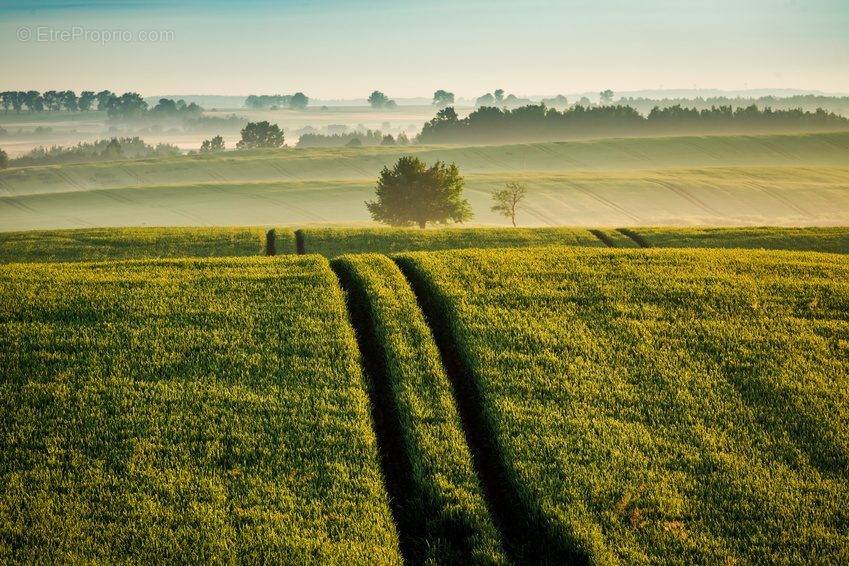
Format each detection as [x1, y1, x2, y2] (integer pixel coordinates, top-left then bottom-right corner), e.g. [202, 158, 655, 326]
[619, 95, 849, 118]
[0, 90, 206, 121]
[418, 104, 849, 144]
[11, 137, 181, 167]
[245, 94, 309, 110]
[297, 130, 410, 147]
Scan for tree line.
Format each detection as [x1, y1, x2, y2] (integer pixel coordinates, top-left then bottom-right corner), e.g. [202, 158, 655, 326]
[0, 90, 203, 121]
[244, 93, 309, 110]
[418, 103, 849, 144]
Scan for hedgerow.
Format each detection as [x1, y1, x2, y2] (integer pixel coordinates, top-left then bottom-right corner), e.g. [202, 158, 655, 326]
[332, 254, 507, 564]
[0, 256, 400, 563]
[396, 246, 849, 563]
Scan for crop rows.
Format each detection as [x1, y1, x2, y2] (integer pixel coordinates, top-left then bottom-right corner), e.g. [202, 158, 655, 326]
[396, 247, 849, 563]
[0, 256, 400, 563]
[629, 226, 849, 253]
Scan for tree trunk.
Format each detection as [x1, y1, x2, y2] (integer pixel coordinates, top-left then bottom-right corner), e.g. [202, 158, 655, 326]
[419, 220, 426, 229]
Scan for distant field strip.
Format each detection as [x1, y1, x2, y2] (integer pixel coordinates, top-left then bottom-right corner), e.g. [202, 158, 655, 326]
[0, 226, 290, 263]
[3, 167, 848, 231]
[630, 226, 849, 253]
[396, 247, 849, 563]
[0, 257, 401, 562]
[299, 227, 604, 257]
[332, 255, 507, 564]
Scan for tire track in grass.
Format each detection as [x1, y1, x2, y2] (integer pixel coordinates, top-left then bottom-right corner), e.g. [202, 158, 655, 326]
[331, 262, 419, 565]
[332, 256, 509, 564]
[394, 255, 587, 565]
[617, 227, 651, 248]
[589, 229, 616, 247]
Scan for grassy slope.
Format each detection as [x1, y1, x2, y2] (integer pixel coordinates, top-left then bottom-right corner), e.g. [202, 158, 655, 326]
[301, 227, 604, 258]
[332, 254, 507, 564]
[396, 247, 849, 563]
[0, 256, 401, 563]
[0, 226, 292, 263]
[632, 226, 849, 253]
[2, 132, 849, 230]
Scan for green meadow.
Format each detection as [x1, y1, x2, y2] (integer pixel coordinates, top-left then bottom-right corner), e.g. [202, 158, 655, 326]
[3, 132, 849, 231]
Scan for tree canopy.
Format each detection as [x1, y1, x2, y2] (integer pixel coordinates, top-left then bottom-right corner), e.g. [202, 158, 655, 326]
[433, 90, 455, 107]
[366, 156, 472, 229]
[368, 91, 396, 109]
[236, 121, 285, 149]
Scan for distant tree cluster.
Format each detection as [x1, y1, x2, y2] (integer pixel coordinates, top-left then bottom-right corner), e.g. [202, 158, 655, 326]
[10, 137, 181, 167]
[419, 103, 849, 144]
[244, 93, 309, 110]
[368, 91, 396, 109]
[475, 89, 532, 108]
[1, 90, 98, 113]
[619, 94, 849, 118]
[237, 121, 285, 149]
[200, 135, 225, 153]
[432, 90, 455, 107]
[297, 130, 408, 148]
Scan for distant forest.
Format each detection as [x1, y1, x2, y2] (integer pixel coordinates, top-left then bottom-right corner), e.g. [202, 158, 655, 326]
[245, 94, 309, 110]
[618, 95, 849, 118]
[418, 104, 849, 144]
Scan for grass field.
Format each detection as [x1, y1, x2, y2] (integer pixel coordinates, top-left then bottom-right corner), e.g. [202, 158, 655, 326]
[0, 256, 401, 562]
[300, 226, 604, 257]
[0, 226, 288, 263]
[631, 226, 849, 253]
[396, 247, 849, 563]
[332, 254, 506, 563]
[3, 132, 849, 231]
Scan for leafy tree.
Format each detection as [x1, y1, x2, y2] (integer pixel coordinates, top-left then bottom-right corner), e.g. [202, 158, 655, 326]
[494, 89, 505, 104]
[396, 132, 410, 145]
[0, 148, 8, 169]
[96, 90, 116, 111]
[368, 91, 396, 109]
[600, 89, 614, 104]
[491, 182, 528, 227]
[381, 134, 396, 146]
[42, 91, 59, 112]
[366, 156, 472, 229]
[346, 137, 362, 147]
[101, 138, 124, 159]
[236, 121, 285, 149]
[78, 91, 96, 111]
[475, 92, 495, 107]
[105, 93, 148, 119]
[432, 90, 455, 107]
[200, 135, 225, 153]
[60, 91, 78, 112]
[24, 91, 43, 112]
[0, 92, 10, 113]
[290, 92, 309, 109]
[9, 91, 25, 113]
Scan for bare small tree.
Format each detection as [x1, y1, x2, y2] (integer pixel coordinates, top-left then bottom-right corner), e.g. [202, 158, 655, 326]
[491, 182, 527, 227]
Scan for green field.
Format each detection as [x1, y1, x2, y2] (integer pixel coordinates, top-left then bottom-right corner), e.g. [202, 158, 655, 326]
[3, 132, 849, 231]
[332, 255, 506, 563]
[395, 247, 849, 563]
[300, 226, 604, 257]
[0, 256, 401, 563]
[631, 226, 849, 253]
[0, 226, 289, 263]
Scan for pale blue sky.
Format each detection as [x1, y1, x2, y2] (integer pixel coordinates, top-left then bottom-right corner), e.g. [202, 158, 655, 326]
[1, 0, 847, 97]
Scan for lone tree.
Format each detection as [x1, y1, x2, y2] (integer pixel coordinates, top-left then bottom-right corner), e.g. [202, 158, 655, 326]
[200, 135, 225, 153]
[599, 89, 614, 104]
[0, 148, 8, 169]
[368, 91, 396, 109]
[432, 90, 455, 107]
[366, 156, 472, 229]
[237, 121, 284, 149]
[491, 182, 528, 227]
